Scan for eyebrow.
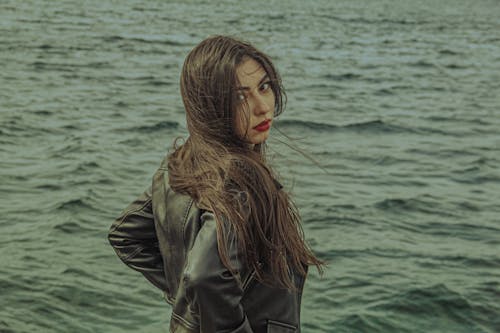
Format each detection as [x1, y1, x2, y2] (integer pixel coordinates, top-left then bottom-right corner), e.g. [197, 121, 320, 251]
[236, 74, 270, 91]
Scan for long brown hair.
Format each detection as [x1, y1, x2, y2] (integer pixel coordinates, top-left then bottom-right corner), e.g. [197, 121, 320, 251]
[168, 35, 323, 289]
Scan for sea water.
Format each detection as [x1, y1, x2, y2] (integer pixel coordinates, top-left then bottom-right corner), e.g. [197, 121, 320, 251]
[1, 0, 499, 332]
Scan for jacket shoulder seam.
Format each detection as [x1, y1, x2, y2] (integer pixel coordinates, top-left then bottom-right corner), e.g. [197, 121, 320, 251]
[110, 196, 152, 233]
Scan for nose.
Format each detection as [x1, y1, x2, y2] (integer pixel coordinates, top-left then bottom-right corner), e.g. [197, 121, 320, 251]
[252, 94, 271, 115]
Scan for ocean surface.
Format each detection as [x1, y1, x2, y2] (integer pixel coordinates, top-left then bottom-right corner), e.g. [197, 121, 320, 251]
[1, 0, 499, 332]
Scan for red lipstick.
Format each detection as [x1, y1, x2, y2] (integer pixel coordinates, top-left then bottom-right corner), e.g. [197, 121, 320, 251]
[254, 119, 271, 132]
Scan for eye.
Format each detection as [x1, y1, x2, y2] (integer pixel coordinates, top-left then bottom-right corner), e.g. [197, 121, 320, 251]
[236, 92, 246, 102]
[260, 81, 272, 92]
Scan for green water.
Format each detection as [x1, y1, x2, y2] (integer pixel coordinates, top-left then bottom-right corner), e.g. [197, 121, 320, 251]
[1, 0, 499, 332]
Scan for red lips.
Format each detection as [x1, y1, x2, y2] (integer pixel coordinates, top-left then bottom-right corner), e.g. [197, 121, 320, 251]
[253, 119, 271, 132]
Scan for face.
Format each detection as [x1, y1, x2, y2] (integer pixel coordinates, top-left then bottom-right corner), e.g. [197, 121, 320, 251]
[234, 58, 275, 146]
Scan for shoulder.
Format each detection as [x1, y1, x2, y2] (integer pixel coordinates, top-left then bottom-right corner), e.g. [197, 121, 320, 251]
[151, 161, 201, 230]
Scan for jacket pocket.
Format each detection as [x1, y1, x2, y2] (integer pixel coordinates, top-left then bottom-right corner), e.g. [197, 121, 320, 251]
[267, 320, 297, 333]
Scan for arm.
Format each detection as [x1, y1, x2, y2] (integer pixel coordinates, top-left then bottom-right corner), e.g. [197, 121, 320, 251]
[108, 186, 167, 291]
[181, 212, 254, 333]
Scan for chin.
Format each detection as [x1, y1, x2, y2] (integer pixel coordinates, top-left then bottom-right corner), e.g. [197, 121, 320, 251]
[247, 133, 269, 145]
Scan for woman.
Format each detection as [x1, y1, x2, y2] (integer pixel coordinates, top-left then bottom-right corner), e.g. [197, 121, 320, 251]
[108, 35, 323, 333]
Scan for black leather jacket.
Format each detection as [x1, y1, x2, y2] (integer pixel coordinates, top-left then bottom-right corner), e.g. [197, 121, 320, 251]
[108, 156, 306, 332]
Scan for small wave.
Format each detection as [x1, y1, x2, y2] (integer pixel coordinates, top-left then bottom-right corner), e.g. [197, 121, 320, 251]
[32, 61, 74, 72]
[118, 137, 146, 146]
[456, 201, 480, 212]
[72, 161, 101, 174]
[35, 184, 62, 191]
[132, 6, 159, 12]
[476, 281, 500, 297]
[330, 204, 358, 210]
[334, 283, 499, 332]
[0, 321, 15, 333]
[332, 216, 368, 225]
[131, 120, 179, 133]
[444, 63, 468, 70]
[0, 119, 53, 138]
[375, 198, 410, 210]
[62, 124, 81, 130]
[101, 34, 190, 46]
[61, 267, 98, 279]
[113, 74, 158, 81]
[140, 79, 173, 87]
[33, 60, 110, 71]
[439, 49, 463, 56]
[48, 139, 84, 157]
[373, 284, 473, 316]
[322, 73, 362, 81]
[341, 119, 415, 134]
[374, 196, 456, 217]
[407, 60, 436, 68]
[375, 85, 415, 96]
[100, 35, 128, 43]
[115, 101, 129, 108]
[275, 119, 337, 132]
[330, 312, 398, 333]
[414, 220, 500, 243]
[304, 213, 368, 227]
[30, 110, 53, 116]
[422, 115, 454, 123]
[55, 198, 94, 212]
[53, 221, 87, 234]
[277, 119, 421, 135]
[306, 56, 327, 61]
[374, 88, 394, 96]
[406, 147, 477, 159]
[267, 14, 286, 20]
[38, 44, 53, 49]
[314, 14, 425, 26]
[450, 167, 500, 185]
[461, 256, 500, 268]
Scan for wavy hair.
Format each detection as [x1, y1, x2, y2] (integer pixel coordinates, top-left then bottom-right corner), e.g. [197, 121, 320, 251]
[168, 35, 323, 289]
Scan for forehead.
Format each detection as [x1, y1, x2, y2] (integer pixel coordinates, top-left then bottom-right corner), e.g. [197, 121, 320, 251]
[236, 58, 267, 86]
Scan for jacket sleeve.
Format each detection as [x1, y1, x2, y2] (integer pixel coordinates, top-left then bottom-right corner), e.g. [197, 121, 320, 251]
[181, 212, 254, 333]
[108, 186, 167, 291]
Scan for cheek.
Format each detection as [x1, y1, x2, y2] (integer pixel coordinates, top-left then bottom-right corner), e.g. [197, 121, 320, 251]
[267, 93, 276, 112]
